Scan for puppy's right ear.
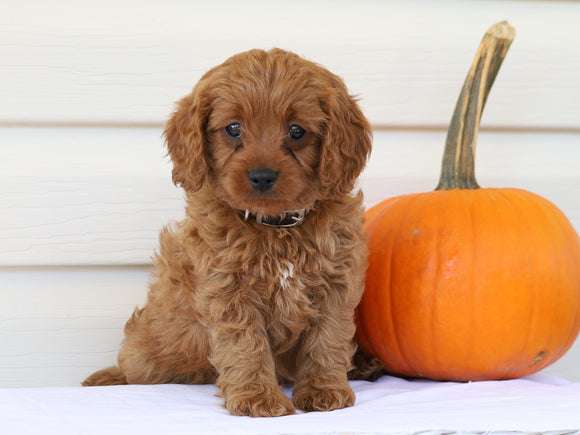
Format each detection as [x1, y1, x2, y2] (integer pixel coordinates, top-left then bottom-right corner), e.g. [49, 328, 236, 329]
[164, 86, 210, 192]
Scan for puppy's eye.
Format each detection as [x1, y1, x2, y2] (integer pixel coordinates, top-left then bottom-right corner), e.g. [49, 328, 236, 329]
[288, 125, 306, 141]
[225, 123, 242, 139]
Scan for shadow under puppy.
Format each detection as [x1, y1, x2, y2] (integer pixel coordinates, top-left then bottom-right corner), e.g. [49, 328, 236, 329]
[83, 48, 379, 417]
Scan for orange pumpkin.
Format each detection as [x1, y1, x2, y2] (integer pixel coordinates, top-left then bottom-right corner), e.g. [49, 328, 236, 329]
[356, 22, 580, 381]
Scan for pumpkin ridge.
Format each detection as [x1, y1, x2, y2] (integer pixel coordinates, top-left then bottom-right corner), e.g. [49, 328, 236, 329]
[388, 193, 427, 376]
[466, 190, 489, 379]
[359, 195, 415, 364]
[428, 190, 473, 379]
[464, 189, 477, 380]
[429, 195, 443, 377]
[421, 192, 446, 377]
[564, 252, 580, 360]
[361, 198, 403, 360]
[525, 190, 568, 372]
[524, 190, 580, 369]
[355, 216, 381, 359]
[490, 188, 536, 379]
[563, 215, 580, 358]
[513, 190, 547, 377]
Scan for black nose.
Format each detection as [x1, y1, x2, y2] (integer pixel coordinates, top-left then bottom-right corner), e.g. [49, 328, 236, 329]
[248, 168, 278, 192]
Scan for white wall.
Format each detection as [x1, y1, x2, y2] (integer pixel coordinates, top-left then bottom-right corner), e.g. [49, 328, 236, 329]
[2, 0, 580, 386]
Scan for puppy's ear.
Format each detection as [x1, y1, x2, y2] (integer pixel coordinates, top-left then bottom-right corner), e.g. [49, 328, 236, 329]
[319, 82, 372, 198]
[164, 85, 211, 192]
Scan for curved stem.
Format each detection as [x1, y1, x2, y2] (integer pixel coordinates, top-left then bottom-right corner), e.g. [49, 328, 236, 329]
[436, 21, 515, 191]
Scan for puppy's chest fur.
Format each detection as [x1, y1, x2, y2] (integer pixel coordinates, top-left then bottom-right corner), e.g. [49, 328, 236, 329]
[224, 228, 321, 317]
[241, 236, 325, 367]
[278, 261, 297, 291]
[188, 218, 330, 337]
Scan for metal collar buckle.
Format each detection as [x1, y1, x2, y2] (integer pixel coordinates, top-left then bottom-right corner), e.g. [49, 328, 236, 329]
[243, 208, 307, 227]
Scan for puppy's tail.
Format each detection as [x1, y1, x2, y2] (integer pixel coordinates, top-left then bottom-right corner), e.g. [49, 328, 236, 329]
[348, 349, 385, 382]
[82, 366, 127, 386]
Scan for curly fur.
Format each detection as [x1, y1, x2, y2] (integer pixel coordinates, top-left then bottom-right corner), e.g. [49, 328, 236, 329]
[83, 48, 380, 417]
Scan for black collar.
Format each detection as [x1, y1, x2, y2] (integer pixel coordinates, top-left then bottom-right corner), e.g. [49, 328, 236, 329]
[242, 208, 308, 228]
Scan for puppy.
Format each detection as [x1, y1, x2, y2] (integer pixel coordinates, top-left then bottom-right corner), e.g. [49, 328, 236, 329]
[83, 48, 373, 417]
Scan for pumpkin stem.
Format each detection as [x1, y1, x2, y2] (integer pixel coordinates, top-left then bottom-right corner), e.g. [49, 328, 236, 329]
[436, 21, 515, 191]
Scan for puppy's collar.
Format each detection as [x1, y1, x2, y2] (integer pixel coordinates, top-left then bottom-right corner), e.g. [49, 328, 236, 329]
[242, 208, 308, 228]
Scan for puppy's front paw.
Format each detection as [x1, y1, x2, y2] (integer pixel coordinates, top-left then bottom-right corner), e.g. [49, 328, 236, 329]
[225, 387, 296, 417]
[293, 383, 355, 412]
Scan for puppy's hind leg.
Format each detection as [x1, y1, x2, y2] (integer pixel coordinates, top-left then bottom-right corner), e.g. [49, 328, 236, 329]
[82, 366, 127, 386]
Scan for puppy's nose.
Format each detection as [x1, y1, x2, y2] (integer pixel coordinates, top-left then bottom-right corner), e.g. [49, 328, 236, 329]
[248, 168, 278, 192]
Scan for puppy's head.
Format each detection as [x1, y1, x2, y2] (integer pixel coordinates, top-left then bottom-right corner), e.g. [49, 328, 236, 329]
[165, 48, 372, 217]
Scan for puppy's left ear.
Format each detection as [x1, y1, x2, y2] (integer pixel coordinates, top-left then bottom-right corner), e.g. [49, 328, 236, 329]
[319, 82, 372, 198]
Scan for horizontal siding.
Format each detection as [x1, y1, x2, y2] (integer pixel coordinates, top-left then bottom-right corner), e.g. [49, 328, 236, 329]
[0, 267, 149, 388]
[1, 0, 580, 128]
[2, 128, 580, 266]
[0, 127, 181, 266]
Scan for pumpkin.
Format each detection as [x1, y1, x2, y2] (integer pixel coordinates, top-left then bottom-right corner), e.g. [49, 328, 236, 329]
[355, 22, 580, 381]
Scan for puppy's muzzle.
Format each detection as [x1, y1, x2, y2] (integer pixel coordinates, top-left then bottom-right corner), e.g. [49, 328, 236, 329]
[248, 167, 278, 192]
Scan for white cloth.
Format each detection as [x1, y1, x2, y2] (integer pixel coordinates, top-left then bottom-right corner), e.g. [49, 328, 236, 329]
[1, 374, 579, 435]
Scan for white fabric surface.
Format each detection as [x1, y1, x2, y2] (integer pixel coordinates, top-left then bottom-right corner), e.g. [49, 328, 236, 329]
[1, 374, 579, 435]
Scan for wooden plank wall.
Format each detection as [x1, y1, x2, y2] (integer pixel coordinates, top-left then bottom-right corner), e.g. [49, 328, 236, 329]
[1, 0, 580, 386]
